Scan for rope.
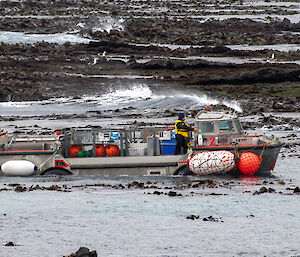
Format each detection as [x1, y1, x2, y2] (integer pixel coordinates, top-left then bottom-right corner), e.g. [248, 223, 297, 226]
[3, 137, 15, 150]
[259, 143, 266, 158]
[190, 151, 233, 174]
[37, 148, 59, 171]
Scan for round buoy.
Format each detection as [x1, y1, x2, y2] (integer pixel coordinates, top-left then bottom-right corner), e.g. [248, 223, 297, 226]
[95, 144, 105, 157]
[69, 145, 83, 157]
[238, 152, 261, 175]
[105, 144, 120, 156]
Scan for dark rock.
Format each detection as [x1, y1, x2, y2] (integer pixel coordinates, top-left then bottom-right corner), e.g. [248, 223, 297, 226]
[208, 193, 223, 196]
[5, 242, 15, 246]
[293, 186, 300, 194]
[198, 68, 300, 85]
[8, 183, 21, 187]
[47, 185, 61, 191]
[186, 214, 200, 220]
[268, 188, 275, 193]
[15, 185, 27, 192]
[253, 186, 268, 195]
[76, 247, 94, 257]
[137, 182, 145, 189]
[65, 247, 97, 257]
[118, 184, 125, 189]
[202, 216, 223, 222]
[168, 191, 177, 197]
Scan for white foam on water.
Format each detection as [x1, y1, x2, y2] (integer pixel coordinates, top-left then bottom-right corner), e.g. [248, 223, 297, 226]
[168, 93, 219, 106]
[0, 85, 242, 122]
[92, 17, 124, 33]
[82, 84, 154, 106]
[82, 84, 243, 112]
[162, 92, 242, 112]
[0, 31, 91, 44]
[222, 99, 243, 113]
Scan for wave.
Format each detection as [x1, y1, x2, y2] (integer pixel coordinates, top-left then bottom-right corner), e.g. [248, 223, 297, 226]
[82, 84, 243, 112]
[0, 84, 242, 118]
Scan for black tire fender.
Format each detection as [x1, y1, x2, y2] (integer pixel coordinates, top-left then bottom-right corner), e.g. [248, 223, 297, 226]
[41, 168, 72, 176]
[173, 165, 194, 176]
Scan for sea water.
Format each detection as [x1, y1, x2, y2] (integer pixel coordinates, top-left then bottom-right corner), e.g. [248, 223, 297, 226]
[0, 84, 242, 133]
[0, 156, 299, 257]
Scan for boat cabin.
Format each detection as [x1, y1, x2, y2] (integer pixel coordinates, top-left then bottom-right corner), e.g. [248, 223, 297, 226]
[193, 111, 258, 146]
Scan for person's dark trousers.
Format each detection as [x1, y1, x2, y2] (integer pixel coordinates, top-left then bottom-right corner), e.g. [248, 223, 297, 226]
[174, 134, 188, 155]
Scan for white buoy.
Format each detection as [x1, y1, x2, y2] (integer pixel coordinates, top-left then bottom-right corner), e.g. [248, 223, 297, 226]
[188, 150, 235, 176]
[1, 160, 37, 176]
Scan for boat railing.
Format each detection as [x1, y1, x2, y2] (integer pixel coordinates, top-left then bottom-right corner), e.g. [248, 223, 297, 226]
[61, 127, 179, 158]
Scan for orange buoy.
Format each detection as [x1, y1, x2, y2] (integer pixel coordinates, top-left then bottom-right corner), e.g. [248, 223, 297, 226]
[95, 144, 105, 157]
[105, 144, 120, 156]
[69, 145, 83, 157]
[238, 152, 262, 175]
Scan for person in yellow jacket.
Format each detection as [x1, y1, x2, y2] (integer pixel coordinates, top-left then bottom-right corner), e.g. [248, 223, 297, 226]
[174, 113, 193, 155]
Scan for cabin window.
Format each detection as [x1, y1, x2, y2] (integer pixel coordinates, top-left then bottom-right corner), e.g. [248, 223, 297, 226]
[197, 122, 214, 133]
[234, 119, 242, 131]
[218, 120, 233, 133]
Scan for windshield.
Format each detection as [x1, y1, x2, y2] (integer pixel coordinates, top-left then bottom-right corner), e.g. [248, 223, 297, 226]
[234, 119, 242, 131]
[197, 121, 214, 133]
[218, 120, 233, 133]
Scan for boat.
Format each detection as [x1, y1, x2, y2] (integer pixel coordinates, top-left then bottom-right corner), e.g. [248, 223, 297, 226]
[0, 131, 61, 176]
[0, 110, 283, 176]
[177, 110, 283, 176]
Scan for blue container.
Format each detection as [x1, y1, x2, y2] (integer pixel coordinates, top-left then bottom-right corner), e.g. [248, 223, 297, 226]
[161, 139, 176, 155]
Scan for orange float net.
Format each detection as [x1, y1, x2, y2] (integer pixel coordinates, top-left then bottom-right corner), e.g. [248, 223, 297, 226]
[237, 152, 262, 175]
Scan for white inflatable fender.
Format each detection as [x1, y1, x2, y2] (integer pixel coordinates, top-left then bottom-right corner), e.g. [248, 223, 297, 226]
[188, 150, 236, 176]
[1, 160, 37, 176]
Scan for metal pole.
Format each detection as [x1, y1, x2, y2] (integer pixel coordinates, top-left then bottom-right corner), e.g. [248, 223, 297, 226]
[124, 129, 129, 156]
[120, 130, 124, 156]
[92, 130, 96, 157]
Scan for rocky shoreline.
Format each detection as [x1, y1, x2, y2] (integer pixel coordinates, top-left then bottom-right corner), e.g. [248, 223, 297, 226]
[1, 41, 299, 113]
[1, 0, 300, 115]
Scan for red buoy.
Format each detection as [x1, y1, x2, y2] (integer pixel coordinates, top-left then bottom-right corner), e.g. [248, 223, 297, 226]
[69, 145, 83, 157]
[95, 144, 105, 157]
[105, 144, 120, 156]
[238, 152, 261, 175]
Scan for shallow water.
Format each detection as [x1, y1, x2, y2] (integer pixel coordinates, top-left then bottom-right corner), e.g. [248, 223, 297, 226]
[0, 31, 91, 44]
[0, 156, 299, 257]
[134, 42, 300, 52]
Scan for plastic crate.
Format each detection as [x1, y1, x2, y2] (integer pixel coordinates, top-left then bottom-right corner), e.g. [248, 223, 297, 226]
[161, 139, 176, 155]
